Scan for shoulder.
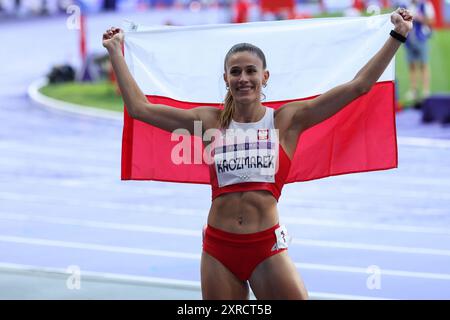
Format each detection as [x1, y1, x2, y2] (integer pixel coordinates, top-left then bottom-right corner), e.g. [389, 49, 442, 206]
[274, 101, 309, 121]
[274, 101, 309, 133]
[192, 106, 221, 130]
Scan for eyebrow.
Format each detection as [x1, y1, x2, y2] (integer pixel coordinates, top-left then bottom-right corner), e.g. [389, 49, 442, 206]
[230, 65, 257, 69]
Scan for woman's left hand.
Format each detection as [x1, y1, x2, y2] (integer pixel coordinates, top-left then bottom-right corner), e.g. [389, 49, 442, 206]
[391, 8, 413, 37]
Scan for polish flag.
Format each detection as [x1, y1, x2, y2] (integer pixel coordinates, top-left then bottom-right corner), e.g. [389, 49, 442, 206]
[121, 15, 397, 188]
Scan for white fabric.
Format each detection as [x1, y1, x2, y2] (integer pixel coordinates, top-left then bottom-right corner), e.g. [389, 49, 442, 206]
[213, 107, 278, 187]
[124, 14, 395, 103]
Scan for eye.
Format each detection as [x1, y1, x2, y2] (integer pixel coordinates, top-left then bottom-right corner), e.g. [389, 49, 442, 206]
[230, 69, 240, 75]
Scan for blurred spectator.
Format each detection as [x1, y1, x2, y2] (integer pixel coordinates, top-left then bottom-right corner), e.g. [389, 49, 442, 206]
[0, 0, 73, 16]
[47, 64, 76, 83]
[147, 0, 176, 7]
[402, 0, 435, 101]
[14, 0, 21, 12]
[352, 0, 365, 12]
[233, 0, 249, 23]
[103, 0, 116, 11]
[40, 0, 49, 15]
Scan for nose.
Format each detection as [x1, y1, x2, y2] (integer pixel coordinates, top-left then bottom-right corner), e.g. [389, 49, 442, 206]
[238, 72, 249, 83]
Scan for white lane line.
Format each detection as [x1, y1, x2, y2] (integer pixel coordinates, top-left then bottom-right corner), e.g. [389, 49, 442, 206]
[2, 190, 447, 224]
[282, 216, 450, 235]
[0, 145, 120, 162]
[5, 172, 450, 189]
[0, 177, 194, 196]
[0, 189, 199, 210]
[0, 159, 115, 174]
[1, 235, 450, 281]
[0, 262, 200, 291]
[2, 190, 449, 235]
[0, 235, 200, 260]
[0, 177, 180, 195]
[296, 263, 450, 280]
[283, 205, 449, 219]
[3, 178, 450, 204]
[0, 140, 119, 153]
[1, 212, 450, 255]
[308, 292, 389, 300]
[0, 138, 119, 152]
[0, 262, 388, 300]
[285, 186, 450, 200]
[291, 239, 450, 256]
[0, 184, 450, 215]
[398, 137, 450, 149]
[0, 212, 201, 236]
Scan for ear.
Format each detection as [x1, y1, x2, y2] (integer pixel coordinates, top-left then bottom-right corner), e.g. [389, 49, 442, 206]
[263, 70, 270, 85]
[223, 73, 228, 87]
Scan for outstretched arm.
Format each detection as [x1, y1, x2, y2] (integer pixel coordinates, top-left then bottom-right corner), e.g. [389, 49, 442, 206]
[279, 8, 413, 135]
[102, 28, 218, 135]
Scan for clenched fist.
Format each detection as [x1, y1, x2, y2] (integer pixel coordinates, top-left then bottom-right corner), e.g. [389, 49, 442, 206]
[102, 27, 124, 54]
[391, 8, 413, 37]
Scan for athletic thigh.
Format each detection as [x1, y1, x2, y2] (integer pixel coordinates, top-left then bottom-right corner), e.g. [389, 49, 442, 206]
[201, 251, 249, 300]
[249, 251, 308, 300]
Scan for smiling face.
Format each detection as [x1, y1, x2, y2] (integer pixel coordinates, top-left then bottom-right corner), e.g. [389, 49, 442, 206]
[224, 51, 269, 105]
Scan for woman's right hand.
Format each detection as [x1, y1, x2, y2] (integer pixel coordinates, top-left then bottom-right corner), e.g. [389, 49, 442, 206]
[102, 27, 124, 54]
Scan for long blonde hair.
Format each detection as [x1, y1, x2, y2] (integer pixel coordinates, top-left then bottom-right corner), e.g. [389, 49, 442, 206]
[219, 43, 267, 129]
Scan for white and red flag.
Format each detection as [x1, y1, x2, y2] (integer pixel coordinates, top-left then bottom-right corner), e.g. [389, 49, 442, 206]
[121, 15, 397, 186]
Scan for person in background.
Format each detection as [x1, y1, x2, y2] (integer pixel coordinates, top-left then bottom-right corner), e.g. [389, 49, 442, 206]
[103, 0, 117, 11]
[233, 0, 250, 23]
[403, 0, 435, 102]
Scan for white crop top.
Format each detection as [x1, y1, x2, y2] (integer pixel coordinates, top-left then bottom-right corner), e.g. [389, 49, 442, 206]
[209, 107, 291, 201]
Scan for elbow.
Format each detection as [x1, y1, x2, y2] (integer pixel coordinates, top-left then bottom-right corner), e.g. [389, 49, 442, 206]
[126, 108, 138, 120]
[129, 109, 139, 120]
[125, 103, 141, 120]
[354, 79, 372, 96]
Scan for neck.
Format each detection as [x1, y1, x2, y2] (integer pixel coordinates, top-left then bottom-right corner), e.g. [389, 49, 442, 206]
[233, 101, 265, 122]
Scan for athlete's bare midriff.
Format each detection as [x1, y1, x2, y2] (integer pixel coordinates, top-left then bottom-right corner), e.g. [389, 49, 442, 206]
[208, 190, 279, 234]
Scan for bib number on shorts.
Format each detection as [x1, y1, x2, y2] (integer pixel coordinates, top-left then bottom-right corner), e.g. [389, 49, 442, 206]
[272, 225, 290, 251]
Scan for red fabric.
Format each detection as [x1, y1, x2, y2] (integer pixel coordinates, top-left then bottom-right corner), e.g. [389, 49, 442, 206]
[210, 145, 291, 201]
[121, 81, 398, 184]
[260, 0, 295, 13]
[202, 223, 286, 281]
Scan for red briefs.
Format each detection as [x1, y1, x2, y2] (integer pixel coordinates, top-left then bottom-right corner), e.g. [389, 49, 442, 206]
[202, 223, 289, 281]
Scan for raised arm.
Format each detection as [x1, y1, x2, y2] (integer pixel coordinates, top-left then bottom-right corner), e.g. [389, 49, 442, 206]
[102, 28, 218, 135]
[279, 8, 413, 136]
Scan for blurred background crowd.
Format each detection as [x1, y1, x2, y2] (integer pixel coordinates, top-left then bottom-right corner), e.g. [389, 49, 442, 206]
[0, 0, 447, 23]
[2, 0, 448, 116]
